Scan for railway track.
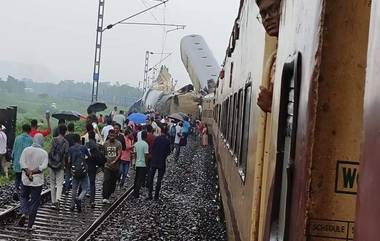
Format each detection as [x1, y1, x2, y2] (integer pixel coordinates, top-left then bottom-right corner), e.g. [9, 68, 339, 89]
[0, 171, 134, 241]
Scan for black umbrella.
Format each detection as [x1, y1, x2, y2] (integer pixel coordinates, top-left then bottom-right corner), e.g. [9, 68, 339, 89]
[52, 111, 80, 121]
[87, 101, 107, 114]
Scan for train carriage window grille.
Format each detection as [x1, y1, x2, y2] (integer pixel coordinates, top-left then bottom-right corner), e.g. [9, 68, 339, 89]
[268, 52, 302, 241]
[225, 98, 230, 142]
[236, 88, 244, 165]
[220, 102, 224, 135]
[239, 83, 252, 181]
[229, 62, 234, 88]
[227, 95, 234, 148]
[231, 92, 238, 154]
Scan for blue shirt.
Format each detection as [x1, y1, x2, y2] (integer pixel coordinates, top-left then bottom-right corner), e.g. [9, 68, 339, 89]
[12, 133, 33, 173]
[182, 121, 190, 134]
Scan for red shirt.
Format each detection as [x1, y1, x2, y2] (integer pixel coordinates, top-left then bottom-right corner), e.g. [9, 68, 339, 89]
[30, 128, 51, 137]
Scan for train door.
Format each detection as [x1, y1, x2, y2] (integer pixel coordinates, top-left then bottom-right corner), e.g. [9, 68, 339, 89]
[268, 52, 301, 241]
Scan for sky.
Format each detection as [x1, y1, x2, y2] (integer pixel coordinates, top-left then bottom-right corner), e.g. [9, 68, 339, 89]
[0, 0, 239, 88]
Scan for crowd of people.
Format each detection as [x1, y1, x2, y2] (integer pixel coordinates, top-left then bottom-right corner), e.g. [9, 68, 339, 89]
[0, 107, 209, 231]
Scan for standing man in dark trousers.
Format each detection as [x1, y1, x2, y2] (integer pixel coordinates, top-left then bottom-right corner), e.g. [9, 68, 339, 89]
[133, 131, 149, 198]
[147, 126, 171, 202]
[85, 131, 102, 208]
[68, 134, 89, 212]
[18, 134, 48, 231]
[102, 129, 122, 204]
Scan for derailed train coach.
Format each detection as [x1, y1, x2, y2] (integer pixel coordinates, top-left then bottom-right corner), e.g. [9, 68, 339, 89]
[210, 0, 378, 240]
[129, 85, 200, 118]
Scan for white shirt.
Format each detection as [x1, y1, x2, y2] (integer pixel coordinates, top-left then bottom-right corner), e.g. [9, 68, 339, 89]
[174, 125, 183, 144]
[101, 125, 114, 140]
[20, 146, 48, 187]
[0, 131, 7, 154]
[137, 131, 142, 142]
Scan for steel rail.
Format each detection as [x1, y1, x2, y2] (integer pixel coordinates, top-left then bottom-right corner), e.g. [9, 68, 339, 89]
[76, 186, 134, 241]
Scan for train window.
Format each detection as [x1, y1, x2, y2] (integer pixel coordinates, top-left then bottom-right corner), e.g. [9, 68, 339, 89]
[231, 92, 238, 153]
[220, 102, 224, 134]
[239, 83, 252, 181]
[268, 52, 301, 241]
[229, 62, 234, 88]
[223, 99, 229, 138]
[225, 98, 231, 142]
[228, 95, 234, 147]
[235, 88, 244, 164]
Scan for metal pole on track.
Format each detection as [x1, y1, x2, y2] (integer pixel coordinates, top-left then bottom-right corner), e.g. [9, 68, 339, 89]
[91, 0, 105, 103]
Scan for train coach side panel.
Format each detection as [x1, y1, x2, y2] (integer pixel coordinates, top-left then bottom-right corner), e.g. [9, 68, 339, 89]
[272, 0, 371, 240]
[213, 1, 268, 240]
[308, 1, 370, 241]
[273, 0, 325, 240]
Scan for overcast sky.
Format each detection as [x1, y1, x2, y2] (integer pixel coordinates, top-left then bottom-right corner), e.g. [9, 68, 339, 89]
[0, 0, 239, 88]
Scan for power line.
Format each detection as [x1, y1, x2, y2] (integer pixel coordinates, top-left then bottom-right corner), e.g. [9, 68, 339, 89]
[103, 0, 169, 31]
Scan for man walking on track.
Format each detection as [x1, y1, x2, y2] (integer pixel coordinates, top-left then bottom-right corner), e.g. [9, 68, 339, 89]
[102, 129, 122, 204]
[18, 134, 48, 231]
[174, 122, 183, 162]
[48, 125, 69, 210]
[133, 131, 149, 199]
[68, 134, 89, 212]
[147, 126, 171, 202]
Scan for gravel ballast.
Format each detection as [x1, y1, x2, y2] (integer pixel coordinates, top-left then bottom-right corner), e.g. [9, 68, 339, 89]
[90, 137, 226, 241]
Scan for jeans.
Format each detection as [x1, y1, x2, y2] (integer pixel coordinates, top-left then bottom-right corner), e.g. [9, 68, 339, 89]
[63, 168, 72, 193]
[133, 167, 146, 198]
[15, 172, 22, 191]
[174, 144, 181, 161]
[88, 165, 97, 203]
[102, 167, 119, 199]
[49, 168, 64, 204]
[86, 175, 90, 194]
[119, 161, 130, 187]
[20, 185, 42, 228]
[148, 166, 165, 199]
[71, 176, 88, 208]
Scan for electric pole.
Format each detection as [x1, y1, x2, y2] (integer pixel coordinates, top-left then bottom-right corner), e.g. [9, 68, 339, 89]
[143, 51, 150, 93]
[91, 0, 105, 102]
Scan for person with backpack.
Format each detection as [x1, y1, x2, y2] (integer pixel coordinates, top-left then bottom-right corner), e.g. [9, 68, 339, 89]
[85, 131, 105, 208]
[102, 129, 122, 204]
[68, 134, 89, 212]
[48, 125, 69, 210]
[63, 123, 76, 194]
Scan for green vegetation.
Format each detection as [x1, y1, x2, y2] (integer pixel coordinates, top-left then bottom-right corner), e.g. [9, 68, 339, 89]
[0, 76, 142, 186]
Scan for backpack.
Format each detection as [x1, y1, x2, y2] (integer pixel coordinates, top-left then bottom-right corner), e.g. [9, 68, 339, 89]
[70, 147, 88, 178]
[49, 137, 67, 170]
[90, 145, 106, 167]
